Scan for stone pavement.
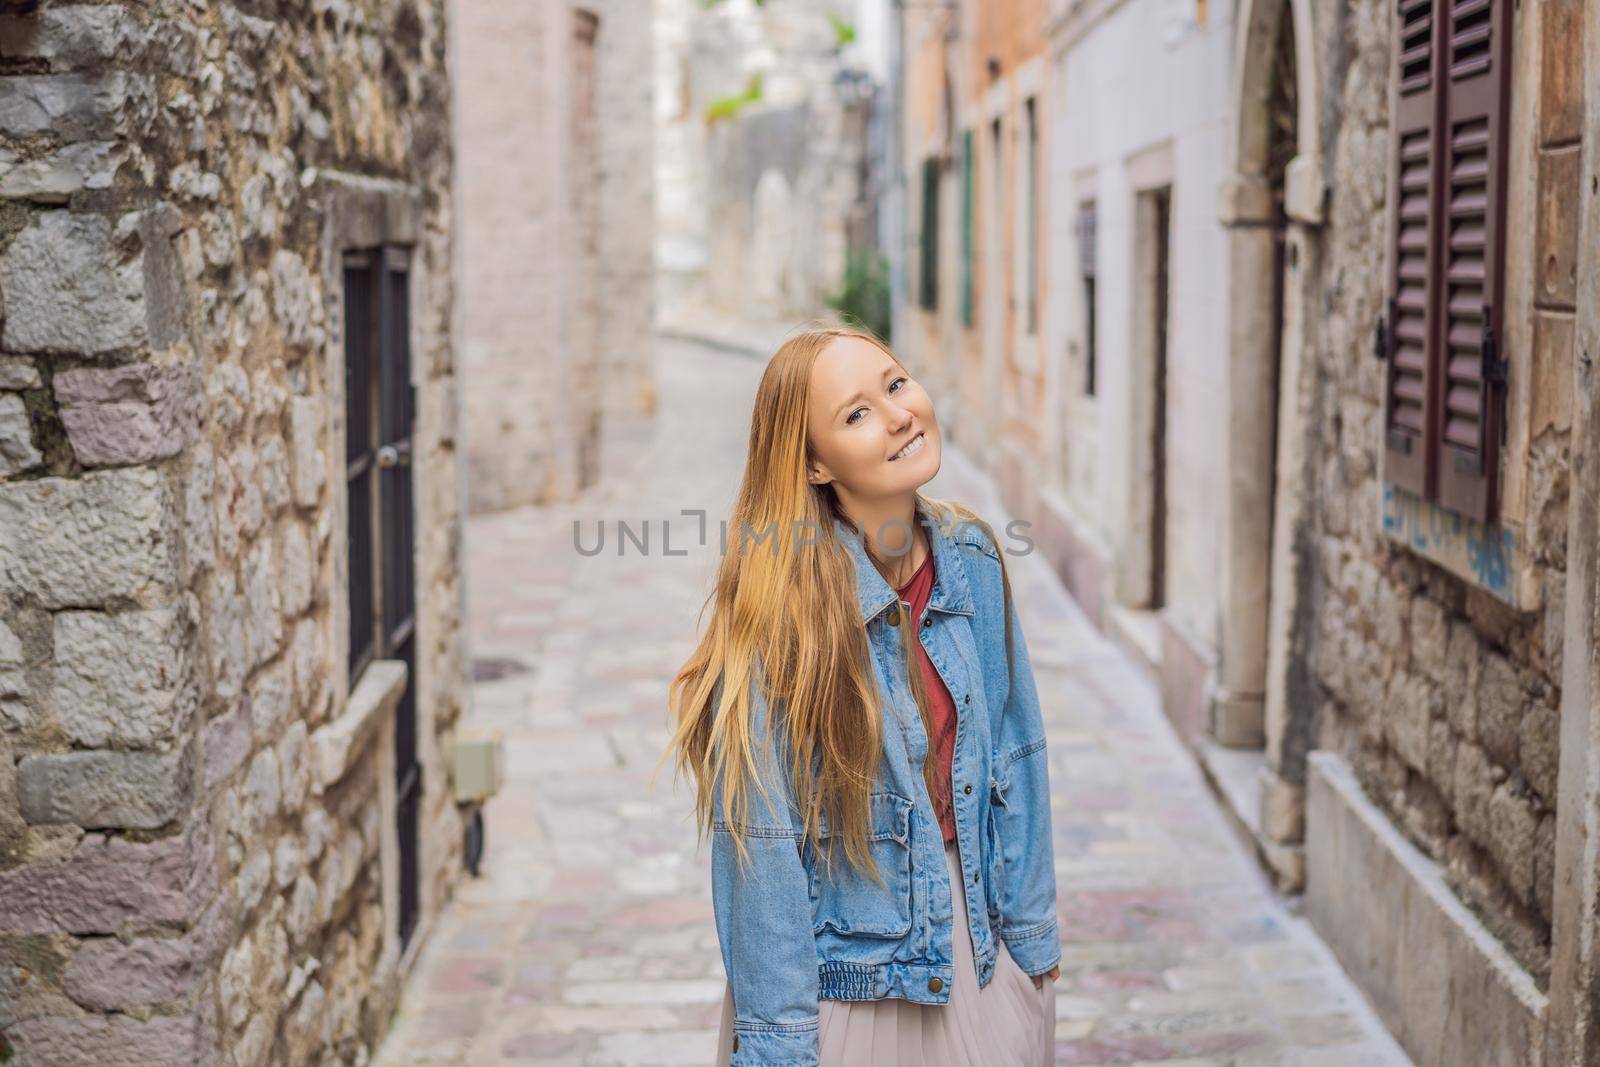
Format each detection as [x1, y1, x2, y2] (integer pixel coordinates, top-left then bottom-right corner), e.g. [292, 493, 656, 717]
[372, 335, 1411, 1067]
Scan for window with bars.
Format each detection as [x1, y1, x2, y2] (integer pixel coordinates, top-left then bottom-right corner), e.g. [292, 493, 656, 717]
[343, 245, 422, 948]
[918, 157, 940, 311]
[1380, 0, 1511, 524]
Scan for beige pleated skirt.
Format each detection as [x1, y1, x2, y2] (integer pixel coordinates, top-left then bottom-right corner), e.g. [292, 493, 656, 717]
[714, 839, 1056, 1066]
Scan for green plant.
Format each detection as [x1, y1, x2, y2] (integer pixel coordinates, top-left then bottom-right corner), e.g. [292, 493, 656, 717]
[827, 248, 892, 344]
[705, 72, 764, 125]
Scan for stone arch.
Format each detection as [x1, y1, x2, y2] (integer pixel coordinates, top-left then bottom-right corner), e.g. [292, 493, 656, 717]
[1229, 0, 1322, 192]
[1213, 0, 1325, 879]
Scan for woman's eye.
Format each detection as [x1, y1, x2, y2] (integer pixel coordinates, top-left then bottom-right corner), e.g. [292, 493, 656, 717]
[845, 380, 908, 425]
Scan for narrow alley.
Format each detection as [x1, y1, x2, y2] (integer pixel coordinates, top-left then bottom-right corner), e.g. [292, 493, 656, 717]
[1, 3, 1592, 1065]
[373, 335, 1410, 1067]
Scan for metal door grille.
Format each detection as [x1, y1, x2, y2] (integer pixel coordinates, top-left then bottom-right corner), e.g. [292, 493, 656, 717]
[343, 245, 422, 949]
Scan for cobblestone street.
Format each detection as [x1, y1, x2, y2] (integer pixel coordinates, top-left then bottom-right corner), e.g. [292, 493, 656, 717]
[372, 336, 1410, 1067]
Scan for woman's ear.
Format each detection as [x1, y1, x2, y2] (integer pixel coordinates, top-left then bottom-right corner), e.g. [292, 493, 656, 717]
[807, 460, 833, 486]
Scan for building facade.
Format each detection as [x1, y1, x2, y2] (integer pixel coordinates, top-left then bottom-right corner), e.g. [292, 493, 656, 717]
[0, 3, 470, 1063]
[655, 0, 884, 329]
[455, 0, 656, 516]
[1283, 1, 1593, 1063]
[895, 0, 1600, 1063]
[901, 0, 1239, 759]
[900, 0, 1052, 474]
[1038, 0, 1237, 756]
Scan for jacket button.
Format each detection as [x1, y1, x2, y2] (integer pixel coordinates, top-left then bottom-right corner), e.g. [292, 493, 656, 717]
[964, 784, 972, 795]
[886, 605, 900, 626]
[922, 615, 931, 627]
[928, 976, 943, 993]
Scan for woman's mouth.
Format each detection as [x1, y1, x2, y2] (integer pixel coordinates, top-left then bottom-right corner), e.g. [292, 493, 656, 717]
[889, 432, 926, 462]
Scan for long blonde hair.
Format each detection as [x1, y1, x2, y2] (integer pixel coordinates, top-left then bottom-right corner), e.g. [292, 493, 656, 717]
[659, 326, 1017, 884]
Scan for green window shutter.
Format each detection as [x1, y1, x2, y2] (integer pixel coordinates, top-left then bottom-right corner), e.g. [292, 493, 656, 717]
[1078, 201, 1098, 396]
[919, 158, 940, 310]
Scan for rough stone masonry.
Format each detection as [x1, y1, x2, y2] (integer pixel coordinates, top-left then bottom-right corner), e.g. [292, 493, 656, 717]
[1305, 0, 1574, 989]
[0, 3, 470, 1065]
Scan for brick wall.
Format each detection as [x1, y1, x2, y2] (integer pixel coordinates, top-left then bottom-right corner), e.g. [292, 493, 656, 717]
[455, 0, 655, 516]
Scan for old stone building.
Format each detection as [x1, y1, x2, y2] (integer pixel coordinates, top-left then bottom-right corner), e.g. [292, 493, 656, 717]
[890, 0, 1600, 1063]
[0, 3, 470, 1064]
[655, 0, 884, 327]
[1131, 0, 1599, 1060]
[455, 0, 657, 516]
[1279, 1, 1594, 1063]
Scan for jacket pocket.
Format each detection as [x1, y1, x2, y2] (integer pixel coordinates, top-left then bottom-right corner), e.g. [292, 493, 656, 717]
[809, 791, 914, 938]
[983, 768, 1009, 920]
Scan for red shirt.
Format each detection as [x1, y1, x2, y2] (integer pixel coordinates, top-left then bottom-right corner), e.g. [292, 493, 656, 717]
[895, 549, 959, 844]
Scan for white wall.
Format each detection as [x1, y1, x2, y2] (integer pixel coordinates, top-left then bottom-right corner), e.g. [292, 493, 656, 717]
[1046, 0, 1234, 648]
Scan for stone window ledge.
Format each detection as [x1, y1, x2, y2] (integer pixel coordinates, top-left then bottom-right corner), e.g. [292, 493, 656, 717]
[310, 660, 407, 794]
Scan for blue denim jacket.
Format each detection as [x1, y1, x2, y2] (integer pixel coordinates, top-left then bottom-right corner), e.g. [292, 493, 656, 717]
[709, 504, 1060, 1065]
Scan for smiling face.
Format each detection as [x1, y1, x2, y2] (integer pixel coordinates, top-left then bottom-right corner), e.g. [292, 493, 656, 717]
[805, 334, 942, 504]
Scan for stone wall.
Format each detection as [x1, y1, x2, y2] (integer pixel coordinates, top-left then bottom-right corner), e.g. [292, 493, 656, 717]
[0, 2, 467, 1064]
[658, 0, 876, 324]
[1307, 0, 1575, 986]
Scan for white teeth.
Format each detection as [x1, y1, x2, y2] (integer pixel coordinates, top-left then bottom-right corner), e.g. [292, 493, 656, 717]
[891, 433, 925, 461]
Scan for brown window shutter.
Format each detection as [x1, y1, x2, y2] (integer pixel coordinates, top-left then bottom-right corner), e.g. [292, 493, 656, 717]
[1383, 0, 1439, 496]
[1433, 0, 1511, 522]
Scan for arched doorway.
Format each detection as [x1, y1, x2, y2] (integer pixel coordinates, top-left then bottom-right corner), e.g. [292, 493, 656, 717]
[1213, 0, 1323, 887]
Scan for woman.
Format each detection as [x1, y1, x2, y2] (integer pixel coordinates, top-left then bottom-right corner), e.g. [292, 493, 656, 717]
[664, 327, 1060, 1066]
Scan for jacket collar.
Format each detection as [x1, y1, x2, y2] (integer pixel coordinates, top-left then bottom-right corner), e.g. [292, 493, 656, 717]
[832, 498, 976, 624]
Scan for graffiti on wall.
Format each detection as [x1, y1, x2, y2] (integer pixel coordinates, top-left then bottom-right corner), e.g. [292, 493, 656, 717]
[1381, 483, 1518, 607]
